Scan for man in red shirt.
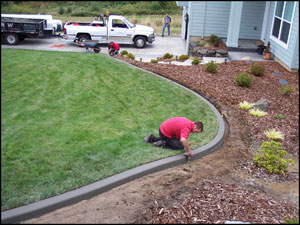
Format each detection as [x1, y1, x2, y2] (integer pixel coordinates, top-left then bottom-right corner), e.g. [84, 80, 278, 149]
[143, 117, 203, 158]
[108, 41, 120, 56]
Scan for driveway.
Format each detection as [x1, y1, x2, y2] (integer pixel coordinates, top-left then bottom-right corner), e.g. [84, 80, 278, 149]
[1, 36, 187, 62]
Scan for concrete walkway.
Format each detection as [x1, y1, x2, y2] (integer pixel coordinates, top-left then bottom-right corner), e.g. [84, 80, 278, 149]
[1, 48, 226, 224]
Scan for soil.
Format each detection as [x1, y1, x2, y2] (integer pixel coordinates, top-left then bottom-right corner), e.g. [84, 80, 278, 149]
[23, 58, 299, 224]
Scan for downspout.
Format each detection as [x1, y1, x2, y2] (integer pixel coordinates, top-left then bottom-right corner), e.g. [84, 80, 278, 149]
[202, 1, 207, 39]
[185, 1, 192, 55]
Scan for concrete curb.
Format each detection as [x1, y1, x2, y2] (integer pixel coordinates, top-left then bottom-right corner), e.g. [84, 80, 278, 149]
[1, 56, 225, 224]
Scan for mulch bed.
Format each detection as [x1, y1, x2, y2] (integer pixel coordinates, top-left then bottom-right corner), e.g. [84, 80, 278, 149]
[114, 55, 299, 224]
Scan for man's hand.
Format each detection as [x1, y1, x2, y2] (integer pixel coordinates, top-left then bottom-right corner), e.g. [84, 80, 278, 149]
[181, 137, 193, 158]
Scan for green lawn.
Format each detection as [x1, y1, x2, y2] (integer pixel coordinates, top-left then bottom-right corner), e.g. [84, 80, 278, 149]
[1, 48, 218, 210]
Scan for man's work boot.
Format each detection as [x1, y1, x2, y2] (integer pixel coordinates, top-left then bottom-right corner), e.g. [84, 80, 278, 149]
[143, 134, 155, 143]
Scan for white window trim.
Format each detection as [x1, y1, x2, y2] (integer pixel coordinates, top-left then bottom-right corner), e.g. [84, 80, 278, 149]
[270, 1, 296, 50]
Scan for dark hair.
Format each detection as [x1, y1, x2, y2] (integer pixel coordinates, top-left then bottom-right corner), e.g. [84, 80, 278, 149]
[194, 121, 203, 131]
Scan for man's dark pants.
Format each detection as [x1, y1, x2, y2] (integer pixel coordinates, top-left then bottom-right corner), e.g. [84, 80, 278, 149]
[153, 129, 184, 150]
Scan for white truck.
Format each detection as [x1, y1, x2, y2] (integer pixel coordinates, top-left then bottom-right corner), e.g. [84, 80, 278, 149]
[64, 14, 155, 48]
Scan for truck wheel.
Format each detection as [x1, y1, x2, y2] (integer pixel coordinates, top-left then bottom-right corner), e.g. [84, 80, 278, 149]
[5, 33, 19, 45]
[77, 34, 90, 42]
[134, 36, 146, 48]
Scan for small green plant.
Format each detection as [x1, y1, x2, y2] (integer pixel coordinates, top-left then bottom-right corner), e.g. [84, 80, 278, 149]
[197, 40, 206, 47]
[251, 64, 265, 76]
[285, 218, 299, 224]
[278, 85, 293, 95]
[58, 6, 65, 15]
[264, 129, 284, 140]
[209, 34, 217, 43]
[274, 114, 286, 120]
[239, 101, 254, 110]
[235, 73, 252, 87]
[253, 140, 295, 174]
[204, 43, 210, 47]
[205, 61, 217, 73]
[126, 53, 135, 60]
[191, 58, 200, 65]
[178, 54, 189, 61]
[163, 53, 173, 59]
[150, 59, 158, 63]
[249, 108, 267, 117]
[121, 50, 128, 56]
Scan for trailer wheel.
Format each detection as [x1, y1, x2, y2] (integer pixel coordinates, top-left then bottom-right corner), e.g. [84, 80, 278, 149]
[5, 33, 19, 45]
[134, 36, 146, 48]
[77, 34, 90, 42]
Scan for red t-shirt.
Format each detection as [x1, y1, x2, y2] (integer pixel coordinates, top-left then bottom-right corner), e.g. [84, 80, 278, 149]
[160, 117, 194, 140]
[110, 42, 120, 51]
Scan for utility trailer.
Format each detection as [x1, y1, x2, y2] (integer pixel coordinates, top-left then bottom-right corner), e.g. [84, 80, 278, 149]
[1, 16, 47, 45]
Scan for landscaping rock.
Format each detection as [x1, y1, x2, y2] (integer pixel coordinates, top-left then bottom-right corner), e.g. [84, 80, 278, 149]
[216, 49, 228, 55]
[253, 98, 268, 111]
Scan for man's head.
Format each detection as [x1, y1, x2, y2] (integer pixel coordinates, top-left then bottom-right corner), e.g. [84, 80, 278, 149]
[109, 41, 113, 46]
[193, 121, 203, 133]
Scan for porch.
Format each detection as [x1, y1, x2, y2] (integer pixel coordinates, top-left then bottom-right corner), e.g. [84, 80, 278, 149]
[222, 38, 261, 52]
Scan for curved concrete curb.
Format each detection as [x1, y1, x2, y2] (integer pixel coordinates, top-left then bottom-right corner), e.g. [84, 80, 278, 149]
[1, 56, 225, 224]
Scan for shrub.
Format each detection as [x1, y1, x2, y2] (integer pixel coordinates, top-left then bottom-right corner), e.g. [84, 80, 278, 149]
[209, 34, 217, 43]
[251, 64, 265, 76]
[163, 53, 173, 59]
[205, 61, 217, 73]
[278, 85, 293, 95]
[253, 141, 294, 174]
[204, 43, 210, 47]
[191, 58, 200, 65]
[235, 73, 252, 87]
[121, 50, 128, 56]
[58, 6, 64, 15]
[285, 218, 299, 224]
[178, 54, 189, 61]
[126, 53, 135, 60]
[239, 101, 254, 110]
[249, 108, 267, 117]
[274, 114, 285, 120]
[150, 59, 158, 63]
[197, 40, 206, 47]
[264, 129, 284, 140]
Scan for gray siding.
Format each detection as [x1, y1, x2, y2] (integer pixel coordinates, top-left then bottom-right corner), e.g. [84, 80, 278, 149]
[190, 1, 231, 38]
[239, 1, 266, 39]
[265, 1, 299, 69]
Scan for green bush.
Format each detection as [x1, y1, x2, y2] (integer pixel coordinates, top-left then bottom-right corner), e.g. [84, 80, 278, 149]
[235, 73, 252, 87]
[150, 59, 158, 63]
[163, 53, 173, 59]
[251, 64, 265, 76]
[121, 50, 128, 56]
[209, 34, 217, 43]
[278, 85, 293, 95]
[58, 6, 64, 15]
[67, 6, 72, 14]
[197, 40, 207, 47]
[253, 141, 294, 174]
[205, 61, 217, 73]
[191, 58, 200, 65]
[126, 53, 135, 60]
[178, 54, 189, 61]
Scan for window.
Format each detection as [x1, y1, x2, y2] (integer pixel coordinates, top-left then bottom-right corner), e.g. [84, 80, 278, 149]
[271, 1, 295, 47]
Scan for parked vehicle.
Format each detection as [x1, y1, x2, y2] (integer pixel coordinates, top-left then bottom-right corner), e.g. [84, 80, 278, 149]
[1, 14, 63, 35]
[64, 14, 155, 48]
[1, 17, 47, 45]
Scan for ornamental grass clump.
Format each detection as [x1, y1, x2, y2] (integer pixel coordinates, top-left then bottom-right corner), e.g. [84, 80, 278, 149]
[178, 54, 189, 61]
[264, 129, 284, 140]
[249, 108, 267, 117]
[253, 140, 294, 174]
[150, 59, 158, 63]
[278, 85, 293, 95]
[239, 101, 254, 110]
[126, 53, 135, 60]
[121, 50, 128, 56]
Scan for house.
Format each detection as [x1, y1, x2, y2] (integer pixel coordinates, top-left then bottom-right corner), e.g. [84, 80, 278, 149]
[176, 1, 299, 72]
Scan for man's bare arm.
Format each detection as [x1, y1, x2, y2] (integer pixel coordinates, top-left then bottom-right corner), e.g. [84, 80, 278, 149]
[180, 137, 193, 157]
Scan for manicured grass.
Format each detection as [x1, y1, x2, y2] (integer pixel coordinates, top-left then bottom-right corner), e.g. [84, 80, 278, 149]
[1, 49, 218, 210]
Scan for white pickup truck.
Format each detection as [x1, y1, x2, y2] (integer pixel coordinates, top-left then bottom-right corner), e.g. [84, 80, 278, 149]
[64, 14, 155, 48]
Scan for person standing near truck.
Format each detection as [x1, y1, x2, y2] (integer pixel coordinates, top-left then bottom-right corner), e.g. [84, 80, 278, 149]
[161, 13, 171, 37]
[108, 41, 120, 56]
